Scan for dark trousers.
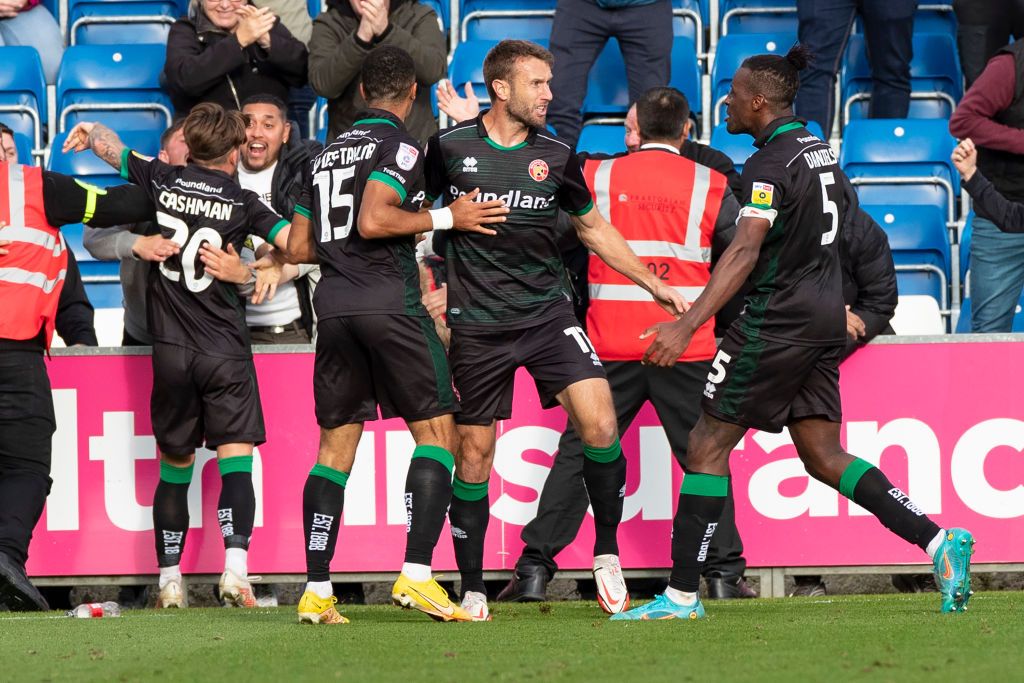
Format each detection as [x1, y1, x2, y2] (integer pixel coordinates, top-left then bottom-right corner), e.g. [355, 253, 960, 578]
[0, 351, 55, 567]
[518, 359, 747, 578]
[954, 0, 1024, 87]
[548, 0, 673, 147]
[794, 0, 916, 138]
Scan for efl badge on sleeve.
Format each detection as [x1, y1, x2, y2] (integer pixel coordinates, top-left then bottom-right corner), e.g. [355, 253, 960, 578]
[529, 159, 549, 182]
[751, 182, 775, 206]
[396, 143, 419, 171]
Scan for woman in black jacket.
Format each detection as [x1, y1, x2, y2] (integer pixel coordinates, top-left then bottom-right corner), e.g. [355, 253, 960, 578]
[163, 0, 308, 117]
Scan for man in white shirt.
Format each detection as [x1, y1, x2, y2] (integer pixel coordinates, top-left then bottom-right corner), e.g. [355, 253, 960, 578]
[200, 95, 322, 345]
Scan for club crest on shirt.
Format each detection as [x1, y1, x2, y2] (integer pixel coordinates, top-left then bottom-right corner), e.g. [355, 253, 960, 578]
[751, 181, 774, 206]
[528, 159, 549, 182]
[396, 142, 419, 171]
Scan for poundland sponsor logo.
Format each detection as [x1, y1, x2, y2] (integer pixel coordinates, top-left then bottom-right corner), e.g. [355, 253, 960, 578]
[450, 185, 554, 210]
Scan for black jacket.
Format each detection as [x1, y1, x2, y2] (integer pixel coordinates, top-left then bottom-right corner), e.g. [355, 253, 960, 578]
[267, 133, 322, 336]
[963, 170, 1024, 232]
[840, 196, 898, 360]
[681, 139, 743, 197]
[163, 11, 308, 116]
[55, 250, 98, 347]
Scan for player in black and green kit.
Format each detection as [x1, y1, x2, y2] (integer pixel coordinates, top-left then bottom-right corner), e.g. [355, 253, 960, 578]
[266, 47, 509, 625]
[615, 45, 975, 620]
[424, 40, 687, 620]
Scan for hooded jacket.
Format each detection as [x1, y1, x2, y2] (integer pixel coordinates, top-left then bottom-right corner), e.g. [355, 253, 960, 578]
[309, 0, 446, 145]
[163, 2, 308, 117]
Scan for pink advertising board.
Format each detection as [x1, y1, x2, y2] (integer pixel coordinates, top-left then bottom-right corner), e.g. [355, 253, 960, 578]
[26, 342, 1024, 577]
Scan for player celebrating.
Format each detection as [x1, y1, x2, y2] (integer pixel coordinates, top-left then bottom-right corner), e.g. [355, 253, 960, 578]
[424, 40, 686, 620]
[64, 104, 292, 609]
[273, 46, 509, 625]
[613, 46, 974, 620]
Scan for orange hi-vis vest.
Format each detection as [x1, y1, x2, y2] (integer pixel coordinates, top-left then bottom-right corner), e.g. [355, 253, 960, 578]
[0, 163, 68, 348]
[583, 146, 727, 362]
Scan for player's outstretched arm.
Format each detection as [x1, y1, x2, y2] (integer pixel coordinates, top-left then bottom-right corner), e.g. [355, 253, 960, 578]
[63, 122, 127, 171]
[641, 216, 770, 367]
[359, 183, 508, 239]
[571, 206, 688, 315]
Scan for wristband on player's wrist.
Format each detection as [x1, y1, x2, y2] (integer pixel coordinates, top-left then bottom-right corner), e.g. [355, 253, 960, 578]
[429, 207, 454, 231]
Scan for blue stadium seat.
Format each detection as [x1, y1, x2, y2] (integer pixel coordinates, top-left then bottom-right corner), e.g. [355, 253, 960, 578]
[577, 121, 626, 155]
[307, 0, 323, 20]
[583, 36, 701, 120]
[56, 44, 173, 133]
[0, 47, 47, 163]
[840, 33, 963, 125]
[671, 0, 704, 49]
[710, 33, 795, 125]
[68, 0, 178, 46]
[449, 39, 528, 105]
[708, 119, 824, 172]
[862, 203, 950, 307]
[839, 118, 959, 227]
[719, 0, 797, 35]
[48, 128, 161, 188]
[461, 0, 554, 41]
[960, 210, 973, 292]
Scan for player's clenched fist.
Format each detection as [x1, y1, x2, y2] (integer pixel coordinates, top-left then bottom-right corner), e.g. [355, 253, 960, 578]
[447, 188, 509, 235]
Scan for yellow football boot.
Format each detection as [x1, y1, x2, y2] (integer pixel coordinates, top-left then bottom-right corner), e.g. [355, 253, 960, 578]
[297, 591, 349, 625]
[391, 574, 474, 622]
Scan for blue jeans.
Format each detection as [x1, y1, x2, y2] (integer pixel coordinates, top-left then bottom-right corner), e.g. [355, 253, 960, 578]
[548, 0, 672, 147]
[0, 6, 65, 85]
[970, 215, 1024, 332]
[794, 0, 915, 138]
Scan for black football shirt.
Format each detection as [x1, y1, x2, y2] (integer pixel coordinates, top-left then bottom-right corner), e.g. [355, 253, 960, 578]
[295, 109, 427, 319]
[424, 113, 594, 330]
[120, 150, 288, 358]
[735, 116, 847, 346]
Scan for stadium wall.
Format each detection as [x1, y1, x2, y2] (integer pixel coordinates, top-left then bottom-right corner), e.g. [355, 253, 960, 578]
[27, 337, 1024, 585]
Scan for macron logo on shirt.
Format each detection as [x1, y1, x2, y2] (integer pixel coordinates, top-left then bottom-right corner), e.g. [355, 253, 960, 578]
[462, 157, 478, 173]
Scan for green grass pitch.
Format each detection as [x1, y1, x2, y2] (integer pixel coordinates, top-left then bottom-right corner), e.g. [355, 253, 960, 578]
[2, 593, 1021, 682]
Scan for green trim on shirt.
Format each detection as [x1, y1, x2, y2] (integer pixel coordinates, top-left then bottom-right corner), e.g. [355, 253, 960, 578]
[267, 219, 289, 244]
[119, 147, 132, 181]
[368, 170, 407, 203]
[484, 137, 528, 151]
[353, 117, 398, 128]
[294, 204, 313, 220]
[766, 121, 805, 144]
[566, 199, 594, 216]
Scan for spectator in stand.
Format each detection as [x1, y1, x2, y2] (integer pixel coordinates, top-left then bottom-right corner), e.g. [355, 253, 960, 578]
[949, 42, 1024, 333]
[83, 123, 188, 347]
[163, 0, 308, 117]
[793, 0, 916, 138]
[196, 95, 320, 346]
[954, 1, 1024, 88]
[0, 125, 17, 161]
[0, 0, 63, 85]
[546, 0, 672, 148]
[308, 0, 446, 144]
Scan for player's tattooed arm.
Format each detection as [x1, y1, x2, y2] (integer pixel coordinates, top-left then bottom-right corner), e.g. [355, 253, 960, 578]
[62, 122, 129, 170]
[641, 216, 769, 367]
[571, 206, 688, 316]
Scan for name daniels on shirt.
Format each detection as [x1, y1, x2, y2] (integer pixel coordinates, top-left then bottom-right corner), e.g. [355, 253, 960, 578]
[158, 190, 235, 221]
[314, 141, 377, 173]
[802, 146, 838, 170]
[449, 185, 554, 210]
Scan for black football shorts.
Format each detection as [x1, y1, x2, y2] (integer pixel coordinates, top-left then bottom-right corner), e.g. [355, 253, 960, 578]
[449, 309, 608, 425]
[701, 325, 843, 433]
[150, 343, 266, 455]
[314, 314, 458, 428]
